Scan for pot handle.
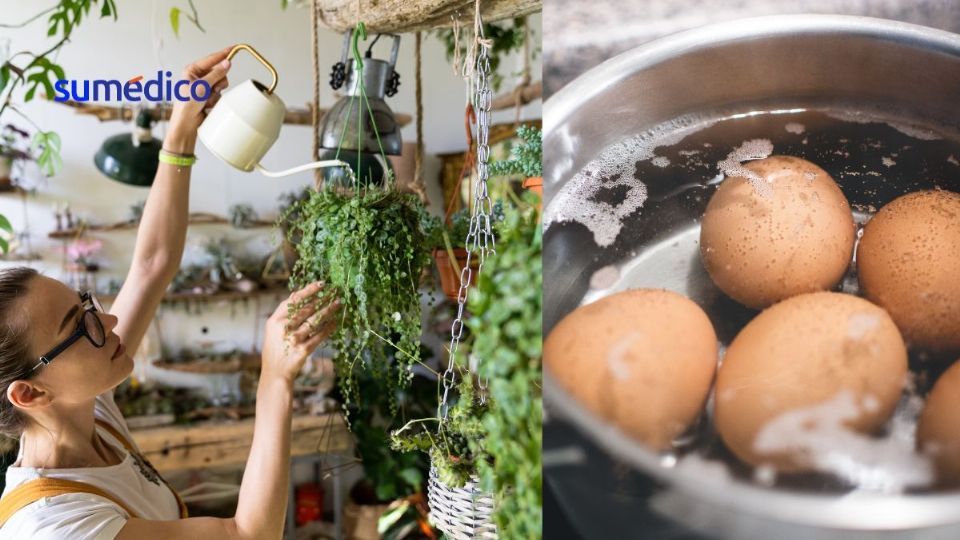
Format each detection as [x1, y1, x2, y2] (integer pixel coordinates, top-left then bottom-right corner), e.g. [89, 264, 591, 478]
[226, 44, 278, 94]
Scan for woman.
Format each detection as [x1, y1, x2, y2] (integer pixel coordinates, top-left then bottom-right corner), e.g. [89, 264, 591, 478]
[0, 47, 340, 539]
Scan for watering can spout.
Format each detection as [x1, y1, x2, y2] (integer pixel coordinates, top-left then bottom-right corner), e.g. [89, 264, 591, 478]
[254, 160, 348, 178]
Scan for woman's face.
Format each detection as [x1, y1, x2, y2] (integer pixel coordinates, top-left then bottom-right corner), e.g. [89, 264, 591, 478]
[20, 275, 133, 404]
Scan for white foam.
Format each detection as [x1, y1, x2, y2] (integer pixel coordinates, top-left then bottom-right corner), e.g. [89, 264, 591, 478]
[590, 265, 620, 289]
[881, 156, 896, 168]
[824, 110, 942, 141]
[847, 312, 881, 340]
[785, 122, 805, 134]
[716, 138, 775, 197]
[753, 390, 934, 492]
[652, 156, 671, 168]
[544, 114, 716, 246]
[607, 331, 642, 381]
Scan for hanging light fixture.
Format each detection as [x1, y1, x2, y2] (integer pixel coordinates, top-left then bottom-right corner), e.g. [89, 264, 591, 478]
[317, 31, 403, 188]
[94, 109, 162, 187]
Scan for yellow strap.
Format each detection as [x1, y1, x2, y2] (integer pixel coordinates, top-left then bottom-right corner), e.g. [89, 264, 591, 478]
[0, 477, 140, 527]
[94, 419, 189, 519]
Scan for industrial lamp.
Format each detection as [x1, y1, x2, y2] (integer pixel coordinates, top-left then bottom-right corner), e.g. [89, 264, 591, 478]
[317, 31, 403, 188]
[94, 109, 162, 187]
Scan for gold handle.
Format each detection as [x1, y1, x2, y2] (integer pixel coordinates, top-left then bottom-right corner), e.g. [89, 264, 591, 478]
[226, 44, 278, 94]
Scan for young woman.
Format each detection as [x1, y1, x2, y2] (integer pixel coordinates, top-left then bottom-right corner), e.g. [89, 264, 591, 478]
[0, 47, 340, 539]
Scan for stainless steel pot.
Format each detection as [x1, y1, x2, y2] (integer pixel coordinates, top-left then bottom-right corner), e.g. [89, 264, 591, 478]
[543, 15, 960, 540]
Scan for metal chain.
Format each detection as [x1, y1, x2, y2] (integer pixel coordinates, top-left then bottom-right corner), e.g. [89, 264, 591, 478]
[438, 41, 496, 422]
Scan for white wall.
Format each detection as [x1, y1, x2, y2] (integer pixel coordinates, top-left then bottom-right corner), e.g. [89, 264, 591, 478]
[1, 1, 540, 366]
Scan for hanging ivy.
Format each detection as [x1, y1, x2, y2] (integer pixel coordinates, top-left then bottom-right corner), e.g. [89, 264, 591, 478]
[282, 186, 431, 417]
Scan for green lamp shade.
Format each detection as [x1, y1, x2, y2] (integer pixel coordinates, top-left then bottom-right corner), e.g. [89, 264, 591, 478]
[94, 133, 162, 187]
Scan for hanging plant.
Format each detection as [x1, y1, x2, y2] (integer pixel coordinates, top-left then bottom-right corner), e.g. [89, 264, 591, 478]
[467, 194, 541, 538]
[390, 194, 541, 527]
[282, 183, 431, 414]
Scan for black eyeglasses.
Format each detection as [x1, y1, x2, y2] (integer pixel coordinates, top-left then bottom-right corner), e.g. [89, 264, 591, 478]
[30, 291, 106, 373]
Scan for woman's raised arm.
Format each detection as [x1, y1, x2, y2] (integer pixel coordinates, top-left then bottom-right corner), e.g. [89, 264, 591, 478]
[109, 46, 233, 355]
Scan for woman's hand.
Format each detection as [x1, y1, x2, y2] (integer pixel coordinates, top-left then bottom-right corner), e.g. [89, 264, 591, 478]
[261, 282, 340, 383]
[164, 45, 234, 155]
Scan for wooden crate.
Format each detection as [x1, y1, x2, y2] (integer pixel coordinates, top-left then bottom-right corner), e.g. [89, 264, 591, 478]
[131, 413, 352, 473]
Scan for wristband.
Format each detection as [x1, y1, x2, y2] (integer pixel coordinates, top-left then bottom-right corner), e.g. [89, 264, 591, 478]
[159, 149, 197, 167]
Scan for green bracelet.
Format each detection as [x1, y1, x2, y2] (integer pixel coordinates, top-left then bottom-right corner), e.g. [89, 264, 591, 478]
[158, 149, 197, 167]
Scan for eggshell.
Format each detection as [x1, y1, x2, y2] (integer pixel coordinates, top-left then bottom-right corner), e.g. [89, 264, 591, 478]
[545, 289, 718, 450]
[700, 155, 856, 309]
[714, 291, 907, 471]
[856, 189, 960, 354]
[917, 360, 960, 486]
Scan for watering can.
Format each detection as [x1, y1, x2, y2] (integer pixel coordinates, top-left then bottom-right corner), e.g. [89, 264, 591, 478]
[198, 44, 345, 177]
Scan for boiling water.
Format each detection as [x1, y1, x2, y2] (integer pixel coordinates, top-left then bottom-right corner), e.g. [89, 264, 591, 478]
[547, 107, 960, 494]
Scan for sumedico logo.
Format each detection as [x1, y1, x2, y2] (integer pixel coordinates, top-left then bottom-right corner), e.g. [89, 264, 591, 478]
[53, 71, 212, 103]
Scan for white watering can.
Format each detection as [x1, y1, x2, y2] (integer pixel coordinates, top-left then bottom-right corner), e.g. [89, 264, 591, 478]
[198, 44, 345, 177]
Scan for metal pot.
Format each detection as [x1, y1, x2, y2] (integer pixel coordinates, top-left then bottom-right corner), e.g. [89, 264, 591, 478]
[544, 15, 960, 540]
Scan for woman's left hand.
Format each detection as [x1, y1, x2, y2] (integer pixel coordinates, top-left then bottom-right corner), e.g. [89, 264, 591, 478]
[164, 45, 234, 154]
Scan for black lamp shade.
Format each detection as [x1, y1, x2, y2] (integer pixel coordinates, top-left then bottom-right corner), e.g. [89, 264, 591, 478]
[94, 110, 161, 187]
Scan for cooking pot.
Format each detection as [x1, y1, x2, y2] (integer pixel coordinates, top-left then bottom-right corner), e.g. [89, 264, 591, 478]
[544, 14, 960, 540]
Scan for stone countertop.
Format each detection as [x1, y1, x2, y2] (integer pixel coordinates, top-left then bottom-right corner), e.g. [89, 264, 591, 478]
[545, 0, 960, 96]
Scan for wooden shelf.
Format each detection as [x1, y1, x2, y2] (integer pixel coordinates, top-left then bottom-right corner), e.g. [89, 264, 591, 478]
[130, 412, 351, 473]
[98, 286, 289, 304]
[48, 212, 276, 239]
[0, 184, 26, 195]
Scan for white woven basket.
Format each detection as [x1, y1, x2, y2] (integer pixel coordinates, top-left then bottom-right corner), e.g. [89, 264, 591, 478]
[427, 464, 497, 539]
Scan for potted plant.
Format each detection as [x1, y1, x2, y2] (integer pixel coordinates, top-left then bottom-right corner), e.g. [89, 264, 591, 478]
[391, 195, 542, 538]
[423, 203, 504, 302]
[489, 124, 542, 202]
[0, 124, 33, 191]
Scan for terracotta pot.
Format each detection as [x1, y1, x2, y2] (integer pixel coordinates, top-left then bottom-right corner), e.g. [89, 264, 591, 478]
[433, 248, 478, 301]
[522, 176, 543, 196]
[342, 499, 390, 540]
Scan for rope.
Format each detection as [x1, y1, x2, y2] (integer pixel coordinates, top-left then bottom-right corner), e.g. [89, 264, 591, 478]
[413, 31, 426, 203]
[450, 14, 462, 76]
[311, 0, 321, 186]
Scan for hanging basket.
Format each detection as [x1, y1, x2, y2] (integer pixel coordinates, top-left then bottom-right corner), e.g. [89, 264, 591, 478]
[427, 465, 497, 539]
[315, 0, 541, 34]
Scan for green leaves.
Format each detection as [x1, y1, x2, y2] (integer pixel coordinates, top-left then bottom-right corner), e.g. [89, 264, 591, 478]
[169, 7, 181, 38]
[0, 64, 10, 97]
[467, 196, 542, 539]
[489, 125, 542, 178]
[0, 214, 13, 255]
[23, 56, 65, 102]
[32, 131, 62, 176]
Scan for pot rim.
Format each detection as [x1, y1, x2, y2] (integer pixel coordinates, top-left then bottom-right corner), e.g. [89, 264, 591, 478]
[544, 13, 960, 531]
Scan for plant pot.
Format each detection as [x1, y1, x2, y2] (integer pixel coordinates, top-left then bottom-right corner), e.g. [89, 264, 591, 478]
[432, 248, 478, 301]
[522, 176, 542, 197]
[342, 498, 391, 540]
[0, 157, 12, 191]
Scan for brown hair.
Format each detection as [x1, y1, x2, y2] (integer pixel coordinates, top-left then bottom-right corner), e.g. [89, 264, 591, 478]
[0, 267, 38, 439]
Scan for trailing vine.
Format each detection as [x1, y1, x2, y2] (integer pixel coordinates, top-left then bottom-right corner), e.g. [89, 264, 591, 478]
[281, 185, 431, 419]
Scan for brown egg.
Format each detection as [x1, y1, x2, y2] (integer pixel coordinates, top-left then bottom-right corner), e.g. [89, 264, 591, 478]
[917, 360, 960, 486]
[544, 289, 717, 450]
[700, 155, 856, 309]
[714, 292, 907, 471]
[857, 190, 960, 354]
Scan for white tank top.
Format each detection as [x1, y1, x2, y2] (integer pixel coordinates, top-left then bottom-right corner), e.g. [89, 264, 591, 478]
[0, 391, 181, 539]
